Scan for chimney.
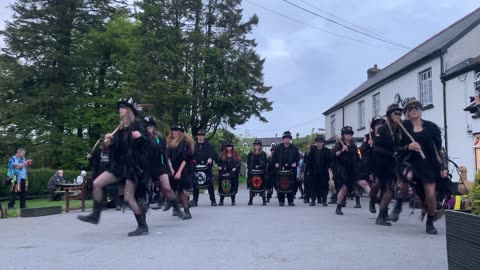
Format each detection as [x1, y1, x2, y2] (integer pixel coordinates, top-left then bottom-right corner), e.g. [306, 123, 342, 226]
[367, 64, 381, 79]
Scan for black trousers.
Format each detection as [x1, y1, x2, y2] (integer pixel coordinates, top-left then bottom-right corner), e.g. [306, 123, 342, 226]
[193, 180, 216, 202]
[8, 179, 27, 208]
[303, 173, 311, 200]
[278, 193, 294, 203]
[310, 173, 329, 202]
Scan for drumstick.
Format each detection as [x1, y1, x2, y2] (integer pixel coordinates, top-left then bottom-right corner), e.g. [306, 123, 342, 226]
[393, 118, 426, 159]
[89, 138, 102, 155]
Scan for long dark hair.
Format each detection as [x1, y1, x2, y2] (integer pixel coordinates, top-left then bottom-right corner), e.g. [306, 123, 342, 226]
[220, 148, 241, 162]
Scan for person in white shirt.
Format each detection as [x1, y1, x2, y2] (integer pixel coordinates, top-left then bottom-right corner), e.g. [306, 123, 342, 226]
[75, 170, 87, 185]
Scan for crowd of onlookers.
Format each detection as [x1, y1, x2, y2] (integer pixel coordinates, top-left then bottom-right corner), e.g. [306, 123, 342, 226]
[1, 147, 91, 209]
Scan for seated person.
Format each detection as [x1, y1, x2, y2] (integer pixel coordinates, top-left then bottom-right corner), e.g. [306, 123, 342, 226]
[74, 170, 87, 185]
[47, 170, 65, 201]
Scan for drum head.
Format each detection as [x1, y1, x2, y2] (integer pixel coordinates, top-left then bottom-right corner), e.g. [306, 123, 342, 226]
[196, 165, 208, 170]
[195, 171, 207, 185]
[221, 179, 232, 194]
[251, 175, 263, 189]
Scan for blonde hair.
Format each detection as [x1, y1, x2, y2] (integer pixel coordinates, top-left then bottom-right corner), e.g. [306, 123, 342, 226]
[167, 131, 195, 154]
[120, 108, 136, 128]
[251, 145, 264, 155]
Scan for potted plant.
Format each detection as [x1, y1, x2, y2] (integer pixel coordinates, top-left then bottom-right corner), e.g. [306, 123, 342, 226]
[445, 171, 480, 270]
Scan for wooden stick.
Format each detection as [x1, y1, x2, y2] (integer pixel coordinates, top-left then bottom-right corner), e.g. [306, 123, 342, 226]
[393, 118, 426, 159]
[335, 135, 346, 148]
[104, 123, 122, 144]
[89, 138, 102, 155]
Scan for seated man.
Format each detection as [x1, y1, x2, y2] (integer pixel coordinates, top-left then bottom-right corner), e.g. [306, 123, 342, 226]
[75, 170, 87, 185]
[47, 170, 65, 201]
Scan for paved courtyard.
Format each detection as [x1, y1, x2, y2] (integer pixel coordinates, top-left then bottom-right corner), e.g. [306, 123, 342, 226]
[1, 186, 447, 270]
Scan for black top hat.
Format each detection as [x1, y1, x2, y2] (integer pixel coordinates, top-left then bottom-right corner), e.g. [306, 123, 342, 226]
[197, 129, 206, 136]
[282, 131, 293, 139]
[386, 103, 403, 115]
[117, 97, 138, 116]
[341, 126, 354, 135]
[370, 116, 386, 130]
[144, 116, 157, 127]
[171, 123, 185, 133]
[224, 140, 234, 147]
[401, 97, 423, 114]
[253, 139, 263, 145]
[315, 134, 325, 142]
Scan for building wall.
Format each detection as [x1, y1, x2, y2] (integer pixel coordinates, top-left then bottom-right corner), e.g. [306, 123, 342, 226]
[325, 57, 443, 140]
[445, 70, 478, 181]
[444, 24, 480, 70]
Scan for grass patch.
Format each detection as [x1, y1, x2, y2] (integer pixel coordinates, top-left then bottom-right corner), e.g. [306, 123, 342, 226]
[3, 198, 93, 218]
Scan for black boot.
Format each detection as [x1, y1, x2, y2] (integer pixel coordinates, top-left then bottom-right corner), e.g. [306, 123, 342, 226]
[262, 197, 267, 206]
[189, 200, 198, 207]
[426, 215, 438, 235]
[183, 209, 192, 220]
[211, 200, 217, 207]
[328, 195, 337, 204]
[309, 198, 315, 206]
[354, 196, 361, 208]
[369, 197, 377, 214]
[248, 196, 253, 206]
[163, 200, 172, 211]
[322, 195, 328, 207]
[288, 201, 295, 206]
[388, 200, 403, 222]
[218, 197, 224, 206]
[128, 214, 149, 237]
[279, 201, 285, 207]
[231, 196, 236, 206]
[77, 201, 102, 224]
[303, 196, 309, 204]
[174, 201, 185, 219]
[375, 209, 392, 226]
[335, 204, 343, 215]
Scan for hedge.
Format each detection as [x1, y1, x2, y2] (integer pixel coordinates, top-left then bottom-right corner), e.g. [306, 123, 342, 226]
[0, 168, 85, 197]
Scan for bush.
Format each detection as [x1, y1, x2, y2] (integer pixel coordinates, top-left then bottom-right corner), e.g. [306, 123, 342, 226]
[471, 171, 480, 215]
[0, 168, 85, 197]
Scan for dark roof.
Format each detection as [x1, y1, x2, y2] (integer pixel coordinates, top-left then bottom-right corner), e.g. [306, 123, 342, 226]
[442, 55, 480, 81]
[323, 8, 480, 115]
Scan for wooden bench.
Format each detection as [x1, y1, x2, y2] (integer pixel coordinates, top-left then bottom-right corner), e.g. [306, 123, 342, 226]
[65, 183, 86, 213]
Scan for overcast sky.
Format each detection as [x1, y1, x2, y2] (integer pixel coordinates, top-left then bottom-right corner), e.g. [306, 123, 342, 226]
[1, 1, 478, 138]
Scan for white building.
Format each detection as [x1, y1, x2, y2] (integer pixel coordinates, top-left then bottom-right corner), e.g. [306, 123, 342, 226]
[323, 8, 480, 182]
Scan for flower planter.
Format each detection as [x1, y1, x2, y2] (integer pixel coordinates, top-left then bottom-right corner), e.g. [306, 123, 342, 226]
[445, 210, 480, 270]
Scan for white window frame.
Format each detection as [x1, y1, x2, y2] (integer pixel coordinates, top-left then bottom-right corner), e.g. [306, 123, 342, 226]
[419, 68, 433, 106]
[372, 93, 381, 117]
[330, 115, 336, 138]
[358, 100, 365, 129]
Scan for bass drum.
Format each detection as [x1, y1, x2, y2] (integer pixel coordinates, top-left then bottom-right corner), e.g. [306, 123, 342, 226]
[194, 165, 209, 189]
[218, 173, 236, 197]
[249, 169, 265, 193]
[275, 170, 296, 194]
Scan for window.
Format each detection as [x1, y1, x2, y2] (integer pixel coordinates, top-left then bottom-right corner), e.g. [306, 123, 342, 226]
[358, 101, 365, 129]
[372, 93, 380, 117]
[419, 68, 433, 105]
[330, 115, 336, 138]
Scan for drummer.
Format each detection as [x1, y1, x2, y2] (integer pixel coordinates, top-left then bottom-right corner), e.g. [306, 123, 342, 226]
[191, 129, 218, 207]
[272, 131, 300, 206]
[247, 139, 268, 205]
[217, 140, 241, 206]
